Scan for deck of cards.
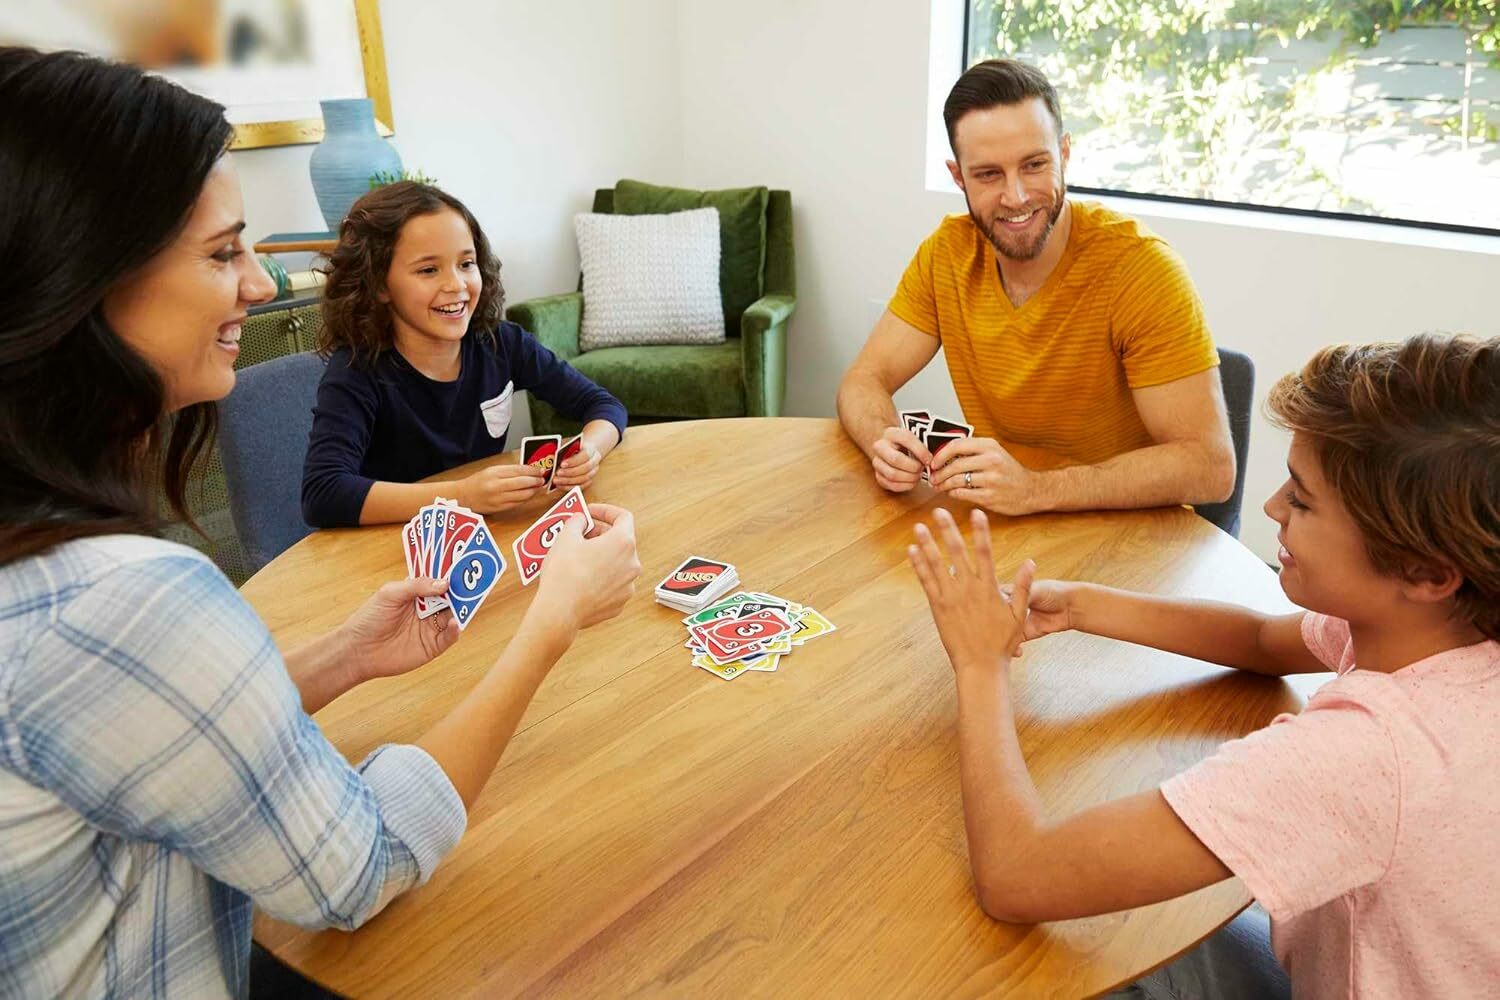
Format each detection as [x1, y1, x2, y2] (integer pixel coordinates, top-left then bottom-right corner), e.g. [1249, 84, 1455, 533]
[654, 556, 739, 613]
[521, 434, 585, 492]
[899, 409, 974, 482]
[402, 498, 507, 630]
[677, 590, 837, 681]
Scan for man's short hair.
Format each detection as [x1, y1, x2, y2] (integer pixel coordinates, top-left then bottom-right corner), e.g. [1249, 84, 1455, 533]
[943, 58, 1063, 156]
[1267, 333, 1500, 640]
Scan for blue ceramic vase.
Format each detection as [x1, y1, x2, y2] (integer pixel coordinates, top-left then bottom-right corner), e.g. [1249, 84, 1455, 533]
[308, 98, 402, 231]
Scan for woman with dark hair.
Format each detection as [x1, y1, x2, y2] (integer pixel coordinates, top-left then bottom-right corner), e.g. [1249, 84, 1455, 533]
[0, 48, 641, 999]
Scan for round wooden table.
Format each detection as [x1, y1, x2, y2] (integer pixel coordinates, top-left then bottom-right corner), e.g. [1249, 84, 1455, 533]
[245, 418, 1305, 999]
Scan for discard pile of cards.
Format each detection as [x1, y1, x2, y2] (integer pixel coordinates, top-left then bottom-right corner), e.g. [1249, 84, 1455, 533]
[899, 409, 974, 482]
[521, 434, 585, 492]
[654, 556, 740, 613]
[402, 498, 506, 629]
[677, 591, 837, 681]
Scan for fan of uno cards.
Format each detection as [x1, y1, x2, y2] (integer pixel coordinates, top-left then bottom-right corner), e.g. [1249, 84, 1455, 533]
[402, 498, 506, 629]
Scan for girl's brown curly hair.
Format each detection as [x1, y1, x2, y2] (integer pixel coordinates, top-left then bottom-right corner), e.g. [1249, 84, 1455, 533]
[316, 181, 504, 365]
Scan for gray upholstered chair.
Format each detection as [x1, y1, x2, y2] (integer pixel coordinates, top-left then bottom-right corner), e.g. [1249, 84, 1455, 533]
[216, 351, 325, 574]
[1196, 347, 1255, 538]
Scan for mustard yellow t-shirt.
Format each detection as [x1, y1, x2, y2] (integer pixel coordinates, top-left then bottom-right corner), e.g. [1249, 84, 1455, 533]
[888, 201, 1218, 468]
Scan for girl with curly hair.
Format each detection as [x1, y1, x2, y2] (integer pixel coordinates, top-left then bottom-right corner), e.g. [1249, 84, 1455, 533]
[302, 182, 626, 526]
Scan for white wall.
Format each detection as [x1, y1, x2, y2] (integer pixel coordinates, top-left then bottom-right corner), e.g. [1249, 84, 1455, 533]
[232, 0, 685, 438]
[674, 0, 1500, 563]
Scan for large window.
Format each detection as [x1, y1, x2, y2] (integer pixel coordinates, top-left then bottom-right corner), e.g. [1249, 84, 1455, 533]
[965, 2, 1500, 235]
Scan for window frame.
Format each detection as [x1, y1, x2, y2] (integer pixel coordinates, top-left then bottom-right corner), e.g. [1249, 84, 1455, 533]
[956, 1, 1500, 240]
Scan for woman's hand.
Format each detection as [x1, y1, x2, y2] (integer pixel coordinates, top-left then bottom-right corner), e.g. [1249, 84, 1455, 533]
[527, 503, 642, 632]
[338, 576, 460, 685]
[458, 463, 546, 513]
[908, 507, 1035, 674]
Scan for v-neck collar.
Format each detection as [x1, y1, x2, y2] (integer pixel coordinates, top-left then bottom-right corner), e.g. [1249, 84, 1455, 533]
[988, 201, 1083, 315]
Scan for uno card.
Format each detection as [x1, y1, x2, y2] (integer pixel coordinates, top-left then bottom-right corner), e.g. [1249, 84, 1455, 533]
[693, 608, 795, 662]
[692, 654, 747, 681]
[900, 409, 933, 436]
[427, 505, 449, 578]
[922, 430, 965, 483]
[403, 516, 448, 619]
[437, 506, 484, 575]
[521, 435, 562, 486]
[656, 557, 735, 600]
[740, 651, 783, 672]
[678, 593, 774, 626]
[445, 524, 506, 629]
[552, 435, 585, 490]
[790, 608, 837, 645]
[511, 486, 595, 585]
[928, 416, 973, 438]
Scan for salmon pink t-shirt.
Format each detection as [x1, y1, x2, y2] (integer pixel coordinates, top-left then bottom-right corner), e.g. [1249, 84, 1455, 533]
[1161, 613, 1500, 998]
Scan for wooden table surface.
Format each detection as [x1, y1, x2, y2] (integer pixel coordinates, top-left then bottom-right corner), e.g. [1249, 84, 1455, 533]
[245, 417, 1306, 999]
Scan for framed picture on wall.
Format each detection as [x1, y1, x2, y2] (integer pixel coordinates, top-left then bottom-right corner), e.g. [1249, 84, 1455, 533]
[0, 0, 393, 149]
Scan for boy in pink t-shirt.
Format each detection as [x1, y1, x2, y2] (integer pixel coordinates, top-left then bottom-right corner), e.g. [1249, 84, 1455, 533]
[906, 333, 1500, 998]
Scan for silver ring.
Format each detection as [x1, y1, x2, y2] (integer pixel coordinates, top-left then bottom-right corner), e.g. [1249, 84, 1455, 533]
[964, 471, 973, 489]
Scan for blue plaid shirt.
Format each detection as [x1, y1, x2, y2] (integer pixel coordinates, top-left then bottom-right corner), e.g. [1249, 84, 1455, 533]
[0, 536, 466, 999]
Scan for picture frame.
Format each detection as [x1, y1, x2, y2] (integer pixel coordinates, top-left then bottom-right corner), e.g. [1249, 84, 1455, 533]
[0, 0, 393, 150]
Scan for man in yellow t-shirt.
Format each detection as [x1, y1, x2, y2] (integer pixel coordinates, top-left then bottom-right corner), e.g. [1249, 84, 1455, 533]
[837, 59, 1234, 516]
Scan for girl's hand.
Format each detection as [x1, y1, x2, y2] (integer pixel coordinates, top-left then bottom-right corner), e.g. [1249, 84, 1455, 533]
[550, 439, 601, 490]
[908, 507, 1035, 675]
[458, 463, 546, 513]
[529, 503, 642, 631]
[1001, 578, 1077, 642]
[339, 577, 460, 684]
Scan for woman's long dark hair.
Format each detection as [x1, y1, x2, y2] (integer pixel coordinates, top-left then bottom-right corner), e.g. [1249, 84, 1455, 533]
[0, 48, 234, 566]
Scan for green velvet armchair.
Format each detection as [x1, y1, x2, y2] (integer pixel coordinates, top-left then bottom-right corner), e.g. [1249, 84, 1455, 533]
[507, 182, 795, 436]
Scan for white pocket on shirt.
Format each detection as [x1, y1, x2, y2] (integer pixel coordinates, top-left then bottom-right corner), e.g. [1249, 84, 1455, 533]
[479, 381, 514, 438]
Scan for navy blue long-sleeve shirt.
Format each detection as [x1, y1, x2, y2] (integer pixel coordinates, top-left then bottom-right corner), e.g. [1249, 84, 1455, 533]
[301, 322, 627, 527]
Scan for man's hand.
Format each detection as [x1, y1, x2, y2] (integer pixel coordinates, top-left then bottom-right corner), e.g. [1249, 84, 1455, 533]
[907, 507, 1035, 675]
[338, 577, 460, 686]
[871, 425, 933, 493]
[930, 437, 1039, 516]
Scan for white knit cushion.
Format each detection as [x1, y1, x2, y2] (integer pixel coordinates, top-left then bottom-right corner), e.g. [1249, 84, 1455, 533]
[575, 207, 725, 351]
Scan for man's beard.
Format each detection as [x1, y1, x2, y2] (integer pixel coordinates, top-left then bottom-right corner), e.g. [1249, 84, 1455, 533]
[968, 177, 1067, 262]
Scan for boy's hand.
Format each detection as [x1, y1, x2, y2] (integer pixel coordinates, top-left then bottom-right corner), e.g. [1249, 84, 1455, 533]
[1002, 578, 1077, 642]
[908, 507, 1035, 674]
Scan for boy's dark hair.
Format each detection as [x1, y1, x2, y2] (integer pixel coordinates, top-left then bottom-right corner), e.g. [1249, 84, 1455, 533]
[1267, 333, 1500, 639]
[0, 47, 233, 566]
[943, 59, 1063, 156]
[317, 182, 504, 365]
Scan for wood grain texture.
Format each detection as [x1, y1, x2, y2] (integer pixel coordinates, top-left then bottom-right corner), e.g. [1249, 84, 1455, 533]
[246, 418, 1307, 999]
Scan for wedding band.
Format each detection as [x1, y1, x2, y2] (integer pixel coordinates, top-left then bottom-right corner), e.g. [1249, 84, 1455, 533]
[947, 565, 958, 577]
[964, 471, 973, 489]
